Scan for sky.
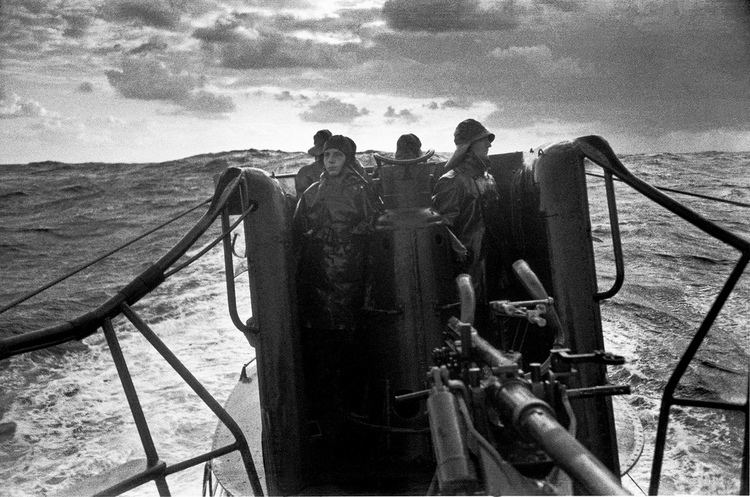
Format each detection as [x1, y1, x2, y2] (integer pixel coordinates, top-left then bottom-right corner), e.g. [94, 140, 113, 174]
[1, 0, 749, 164]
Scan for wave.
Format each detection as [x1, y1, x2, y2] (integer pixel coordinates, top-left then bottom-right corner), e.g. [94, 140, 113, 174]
[653, 252, 735, 266]
[59, 183, 104, 196]
[0, 191, 27, 200]
[1, 149, 748, 497]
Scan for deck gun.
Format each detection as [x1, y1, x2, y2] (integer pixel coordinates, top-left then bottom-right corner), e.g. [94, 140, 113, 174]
[397, 274, 631, 495]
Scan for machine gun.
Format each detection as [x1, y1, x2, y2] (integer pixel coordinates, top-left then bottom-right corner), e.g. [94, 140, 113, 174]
[398, 274, 631, 496]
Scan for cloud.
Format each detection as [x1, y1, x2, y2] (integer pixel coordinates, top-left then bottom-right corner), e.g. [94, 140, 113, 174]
[192, 12, 358, 70]
[105, 57, 198, 100]
[384, 106, 418, 123]
[535, 0, 582, 12]
[178, 90, 236, 114]
[277, 7, 382, 34]
[275, 90, 308, 101]
[300, 97, 369, 123]
[128, 36, 169, 54]
[441, 98, 473, 109]
[105, 57, 235, 115]
[62, 13, 91, 38]
[0, 92, 52, 118]
[77, 82, 94, 93]
[192, 14, 256, 43]
[489, 45, 589, 78]
[100, 0, 181, 29]
[275, 90, 294, 101]
[382, 0, 518, 32]
[217, 33, 348, 69]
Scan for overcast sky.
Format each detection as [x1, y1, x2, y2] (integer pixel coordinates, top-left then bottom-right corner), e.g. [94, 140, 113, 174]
[1, 0, 749, 163]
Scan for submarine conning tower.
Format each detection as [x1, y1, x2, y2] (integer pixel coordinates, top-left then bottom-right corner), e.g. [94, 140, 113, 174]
[361, 152, 455, 439]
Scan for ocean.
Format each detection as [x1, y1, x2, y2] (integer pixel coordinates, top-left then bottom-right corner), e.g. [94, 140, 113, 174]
[0, 148, 748, 496]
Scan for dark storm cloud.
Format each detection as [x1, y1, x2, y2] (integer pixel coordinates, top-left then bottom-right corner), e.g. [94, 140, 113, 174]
[62, 13, 91, 38]
[382, 0, 518, 32]
[192, 11, 366, 70]
[16, 0, 46, 15]
[300, 98, 369, 123]
[535, 0, 582, 12]
[358, 1, 749, 135]
[218, 34, 349, 69]
[105, 57, 235, 115]
[100, 0, 181, 29]
[128, 37, 169, 54]
[106, 57, 197, 100]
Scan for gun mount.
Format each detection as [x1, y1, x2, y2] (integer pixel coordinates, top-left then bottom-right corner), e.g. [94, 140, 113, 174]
[396, 273, 631, 495]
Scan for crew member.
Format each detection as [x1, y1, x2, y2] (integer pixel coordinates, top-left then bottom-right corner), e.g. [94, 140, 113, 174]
[295, 129, 332, 197]
[293, 134, 381, 451]
[432, 119, 503, 304]
[395, 133, 422, 160]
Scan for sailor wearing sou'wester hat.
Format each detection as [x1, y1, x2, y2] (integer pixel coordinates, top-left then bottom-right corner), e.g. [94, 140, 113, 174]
[432, 119, 502, 305]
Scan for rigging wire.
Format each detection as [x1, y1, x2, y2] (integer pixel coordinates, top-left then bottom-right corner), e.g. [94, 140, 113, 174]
[626, 473, 647, 495]
[0, 198, 212, 315]
[4, 169, 744, 316]
[164, 202, 256, 278]
[585, 171, 750, 208]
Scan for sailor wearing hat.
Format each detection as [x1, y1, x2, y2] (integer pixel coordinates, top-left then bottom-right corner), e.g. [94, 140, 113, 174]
[295, 129, 333, 197]
[293, 134, 381, 332]
[432, 119, 502, 301]
[293, 134, 381, 445]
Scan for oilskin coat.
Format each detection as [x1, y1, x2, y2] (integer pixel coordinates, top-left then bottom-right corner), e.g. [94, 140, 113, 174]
[432, 152, 502, 294]
[293, 166, 380, 331]
[294, 160, 324, 197]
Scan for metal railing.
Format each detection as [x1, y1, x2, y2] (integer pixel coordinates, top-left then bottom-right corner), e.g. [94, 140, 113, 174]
[0, 168, 263, 496]
[574, 135, 749, 495]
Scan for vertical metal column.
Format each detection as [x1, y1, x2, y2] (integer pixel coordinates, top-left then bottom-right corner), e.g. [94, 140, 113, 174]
[119, 302, 264, 496]
[103, 317, 171, 496]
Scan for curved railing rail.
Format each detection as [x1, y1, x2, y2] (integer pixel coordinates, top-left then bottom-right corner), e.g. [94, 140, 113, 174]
[0, 168, 264, 496]
[573, 135, 749, 495]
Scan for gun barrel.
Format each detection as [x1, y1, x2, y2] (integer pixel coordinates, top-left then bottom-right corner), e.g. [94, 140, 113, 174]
[490, 381, 629, 496]
[427, 387, 477, 493]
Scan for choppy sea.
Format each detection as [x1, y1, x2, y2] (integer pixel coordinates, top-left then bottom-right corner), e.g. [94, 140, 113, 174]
[0, 148, 748, 496]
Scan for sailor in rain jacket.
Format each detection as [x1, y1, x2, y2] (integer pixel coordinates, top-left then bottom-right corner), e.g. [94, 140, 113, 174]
[293, 135, 381, 331]
[432, 119, 502, 299]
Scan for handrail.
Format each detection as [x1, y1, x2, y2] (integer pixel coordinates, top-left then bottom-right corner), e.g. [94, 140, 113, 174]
[573, 135, 750, 495]
[121, 302, 263, 496]
[0, 172, 243, 360]
[594, 170, 625, 300]
[574, 136, 749, 252]
[585, 171, 750, 208]
[221, 181, 257, 337]
[0, 167, 264, 496]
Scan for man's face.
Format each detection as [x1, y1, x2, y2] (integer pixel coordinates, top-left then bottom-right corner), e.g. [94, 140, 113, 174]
[470, 137, 492, 159]
[324, 148, 346, 176]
